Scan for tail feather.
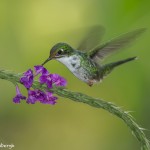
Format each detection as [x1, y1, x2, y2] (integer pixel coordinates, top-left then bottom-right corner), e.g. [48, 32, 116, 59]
[99, 56, 137, 79]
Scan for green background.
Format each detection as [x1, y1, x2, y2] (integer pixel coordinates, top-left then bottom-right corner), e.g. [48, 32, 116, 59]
[0, 0, 150, 150]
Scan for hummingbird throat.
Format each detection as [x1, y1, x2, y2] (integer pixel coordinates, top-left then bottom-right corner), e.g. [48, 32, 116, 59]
[56, 55, 81, 72]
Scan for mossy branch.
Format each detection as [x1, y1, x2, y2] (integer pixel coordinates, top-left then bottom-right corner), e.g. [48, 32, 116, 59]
[0, 70, 149, 150]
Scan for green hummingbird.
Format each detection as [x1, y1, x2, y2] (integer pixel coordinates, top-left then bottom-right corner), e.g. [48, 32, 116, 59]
[42, 27, 146, 86]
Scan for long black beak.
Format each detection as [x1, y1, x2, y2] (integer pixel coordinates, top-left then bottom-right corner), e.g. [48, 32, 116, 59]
[42, 57, 52, 66]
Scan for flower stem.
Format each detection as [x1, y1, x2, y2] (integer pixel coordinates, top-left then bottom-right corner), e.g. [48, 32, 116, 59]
[0, 70, 149, 150]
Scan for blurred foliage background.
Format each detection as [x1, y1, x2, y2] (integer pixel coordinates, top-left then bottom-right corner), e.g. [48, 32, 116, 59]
[0, 0, 150, 150]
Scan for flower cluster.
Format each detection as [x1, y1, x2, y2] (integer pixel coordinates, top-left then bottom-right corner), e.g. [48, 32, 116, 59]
[13, 65, 67, 105]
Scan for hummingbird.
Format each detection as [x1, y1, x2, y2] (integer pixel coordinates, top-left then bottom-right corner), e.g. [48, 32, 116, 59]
[42, 27, 146, 86]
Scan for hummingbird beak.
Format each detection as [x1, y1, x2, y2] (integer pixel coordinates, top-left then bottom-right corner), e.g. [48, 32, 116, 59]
[42, 57, 52, 66]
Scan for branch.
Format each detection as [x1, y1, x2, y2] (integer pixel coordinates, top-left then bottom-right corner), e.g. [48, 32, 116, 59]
[0, 69, 149, 150]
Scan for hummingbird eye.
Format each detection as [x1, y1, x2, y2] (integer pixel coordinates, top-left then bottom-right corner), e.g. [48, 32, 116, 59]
[57, 49, 64, 55]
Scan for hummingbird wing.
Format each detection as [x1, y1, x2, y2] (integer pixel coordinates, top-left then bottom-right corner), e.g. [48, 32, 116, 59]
[77, 25, 105, 51]
[88, 28, 146, 62]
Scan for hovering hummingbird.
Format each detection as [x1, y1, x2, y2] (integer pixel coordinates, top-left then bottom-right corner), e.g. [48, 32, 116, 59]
[42, 27, 146, 86]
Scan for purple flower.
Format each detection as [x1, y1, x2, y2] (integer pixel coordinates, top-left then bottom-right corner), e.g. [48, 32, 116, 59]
[39, 73, 67, 88]
[42, 92, 58, 105]
[27, 89, 46, 104]
[13, 86, 26, 103]
[39, 74, 53, 88]
[50, 74, 67, 86]
[16, 64, 67, 106]
[26, 90, 58, 105]
[34, 65, 49, 75]
[20, 69, 33, 89]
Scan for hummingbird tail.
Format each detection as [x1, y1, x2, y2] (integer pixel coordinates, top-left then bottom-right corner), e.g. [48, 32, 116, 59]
[99, 56, 137, 79]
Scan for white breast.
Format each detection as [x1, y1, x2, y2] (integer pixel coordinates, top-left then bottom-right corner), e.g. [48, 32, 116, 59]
[57, 55, 80, 72]
[57, 55, 89, 82]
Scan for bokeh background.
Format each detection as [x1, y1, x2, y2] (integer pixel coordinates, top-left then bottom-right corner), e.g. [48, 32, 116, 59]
[0, 0, 150, 150]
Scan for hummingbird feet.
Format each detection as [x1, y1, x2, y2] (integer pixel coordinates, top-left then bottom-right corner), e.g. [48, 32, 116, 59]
[87, 80, 94, 87]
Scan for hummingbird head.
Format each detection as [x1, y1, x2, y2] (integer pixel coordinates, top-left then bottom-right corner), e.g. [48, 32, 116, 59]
[42, 42, 74, 66]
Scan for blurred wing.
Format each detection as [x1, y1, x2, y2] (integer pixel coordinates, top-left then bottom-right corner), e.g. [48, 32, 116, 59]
[89, 28, 146, 62]
[77, 25, 105, 51]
